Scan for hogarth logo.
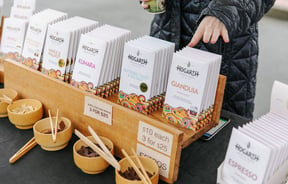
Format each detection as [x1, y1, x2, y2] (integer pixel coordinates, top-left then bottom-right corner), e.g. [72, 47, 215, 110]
[7, 26, 21, 32]
[82, 45, 99, 54]
[247, 142, 251, 149]
[16, 5, 31, 9]
[30, 26, 41, 33]
[128, 51, 148, 65]
[235, 143, 259, 161]
[49, 33, 64, 43]
[176, 64, 199, 77]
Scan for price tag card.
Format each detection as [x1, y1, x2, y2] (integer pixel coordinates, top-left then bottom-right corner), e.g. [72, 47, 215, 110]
[84, 96, 112, 125]
[137, 143, 170, 178]
[137, 121, 173, 156]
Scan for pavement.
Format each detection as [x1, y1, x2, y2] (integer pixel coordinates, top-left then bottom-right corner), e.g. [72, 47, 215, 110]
[1, 0, 288, 119]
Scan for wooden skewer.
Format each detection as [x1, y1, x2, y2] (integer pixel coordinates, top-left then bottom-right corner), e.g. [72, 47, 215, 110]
[88, 126, 116, 160]
[48, 109, 56, 142]
[54, 109, 59, 143]
[9, 137, 37, 164]
[0, 94, 12, 104]
[131, 148, 152, 184]
[74, 129, 120, 171]
[121, 149, 149, 184]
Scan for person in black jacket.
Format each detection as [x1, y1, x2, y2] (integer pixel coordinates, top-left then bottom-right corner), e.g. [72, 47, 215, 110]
[141, 0, 275, 120]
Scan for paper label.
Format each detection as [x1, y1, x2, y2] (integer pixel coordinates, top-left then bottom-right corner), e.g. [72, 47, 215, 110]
[13, 0, 36, 12]
[270, 80, 288, 119]
[222, 128, 271, 184]
[119, 43, 155, 100]
[84, 96, 112, 125]
[137, 121, 173, 156]
[136, 143, 170, 178]
[72, 34, 107, 87]
[42, 26, 72, 75]
[164, 52, 209, 116]
[0, 18, 28, 54]
[22, 18, 48, 63]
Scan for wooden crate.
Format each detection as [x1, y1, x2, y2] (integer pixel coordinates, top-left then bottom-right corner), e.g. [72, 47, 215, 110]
[3, 60, 226, 183]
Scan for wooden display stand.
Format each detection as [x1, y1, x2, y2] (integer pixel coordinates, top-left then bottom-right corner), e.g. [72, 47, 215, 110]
[3, 60, 226, 183]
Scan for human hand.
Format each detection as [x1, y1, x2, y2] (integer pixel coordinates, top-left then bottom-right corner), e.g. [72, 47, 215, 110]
[139, 0, 150, 9]
[188, 16, 229, 47]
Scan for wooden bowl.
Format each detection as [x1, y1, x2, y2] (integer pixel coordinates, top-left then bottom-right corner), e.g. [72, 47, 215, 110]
[0, 88, 18, 118]
[73, 136, 114, 174]
[33, 116, 72, 151]
[115, 156, 159, 184]
[7, 99, 43, 129]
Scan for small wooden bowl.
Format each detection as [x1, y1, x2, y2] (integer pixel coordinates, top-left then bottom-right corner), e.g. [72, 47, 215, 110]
[0, 88, 18, 118]
[33, 117, 72, 151]
[73, 136, 114, 174]
[7, 99, 43, 129]
[115, 156, 159, 184]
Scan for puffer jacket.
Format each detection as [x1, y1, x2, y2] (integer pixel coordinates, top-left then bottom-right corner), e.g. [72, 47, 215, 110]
[150, 0, 275, 120]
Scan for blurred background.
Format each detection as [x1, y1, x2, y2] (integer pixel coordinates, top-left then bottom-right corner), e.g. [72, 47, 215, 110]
[1, 0, 288, 120]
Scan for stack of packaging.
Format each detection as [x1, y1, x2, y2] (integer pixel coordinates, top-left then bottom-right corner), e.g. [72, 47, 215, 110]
[162, 47, 221, 131]
[118, 35, 175, 114]
[0, 0, 36, 54]
[71, 24, 131, 97]
[220, 81, 288, 184]
[21, 9, 68, 69]
[41, 16, 99, 82]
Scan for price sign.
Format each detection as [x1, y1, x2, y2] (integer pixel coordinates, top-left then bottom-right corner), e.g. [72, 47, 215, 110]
[84, 96, 112, 125]
[137, 121, 173, 156]
[137, 143, 171, 178]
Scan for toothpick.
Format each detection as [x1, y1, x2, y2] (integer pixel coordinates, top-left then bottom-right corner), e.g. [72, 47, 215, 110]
[121, 149, 149, 184]
[131, 148, 152, 184]
[74, 129, 120, 171]
[0, 94, 12, 104]
[9, 137, 37, 164]
[54, 109, 59, 143]
[48, 109, 56, 142]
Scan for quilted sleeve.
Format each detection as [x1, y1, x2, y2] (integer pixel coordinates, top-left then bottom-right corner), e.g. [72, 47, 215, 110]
[200, 0, 275, 37]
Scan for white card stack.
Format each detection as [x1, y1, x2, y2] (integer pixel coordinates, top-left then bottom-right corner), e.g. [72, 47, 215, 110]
[41, 16, 99, 81]
[71, 24, 131, 93]
[13, 0, 36, 12]
[0, 0, 3, 22]
[222, 81, 288, 184]
[163, 47, 221, 130]
[119, 35, 175, 101]
[0, 0, 36, 54]
[21, 9, 68, 69]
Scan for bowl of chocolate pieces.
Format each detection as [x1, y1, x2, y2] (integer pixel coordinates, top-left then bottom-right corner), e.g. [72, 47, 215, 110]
[116, 154, 159, 184]
[0, 88, 18, 118]
[7, 99, 43, 129]
[33, 113, 72, 151]
[73, 135, 114, 174]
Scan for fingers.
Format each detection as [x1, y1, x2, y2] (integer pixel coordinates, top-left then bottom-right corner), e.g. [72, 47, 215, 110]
[188, 26, 204, 47]
[221, 27, 230, 43]
[141, 2, 149, 9]
[188, 16, 230, 47]
[139, 0, 150, 9]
